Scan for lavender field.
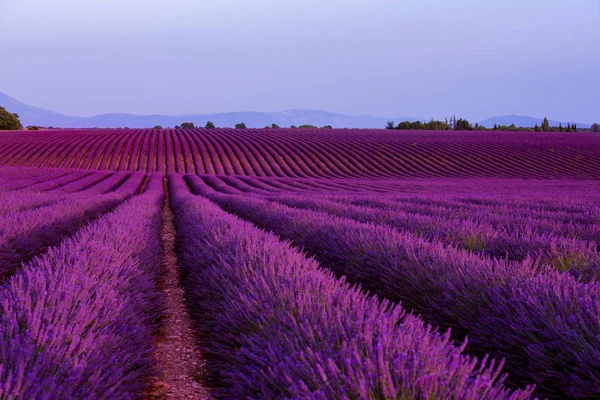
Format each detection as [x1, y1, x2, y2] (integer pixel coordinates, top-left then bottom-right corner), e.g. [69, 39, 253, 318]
[1, 128, 600, 399]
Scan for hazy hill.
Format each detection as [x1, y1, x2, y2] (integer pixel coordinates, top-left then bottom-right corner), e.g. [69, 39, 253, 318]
[1, 92, 592, 129]
[0, 92, 415, 129]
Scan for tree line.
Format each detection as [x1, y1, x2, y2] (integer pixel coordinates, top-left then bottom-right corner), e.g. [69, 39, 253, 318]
[386, 116, 592, 132]
[168, 122, 333, 130]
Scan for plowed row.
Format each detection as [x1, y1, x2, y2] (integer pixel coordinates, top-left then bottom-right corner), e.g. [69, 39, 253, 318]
[1, 129, 599, 177]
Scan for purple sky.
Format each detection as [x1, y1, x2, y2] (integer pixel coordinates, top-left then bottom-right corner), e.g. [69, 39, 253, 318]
[1, 0, 599, 122]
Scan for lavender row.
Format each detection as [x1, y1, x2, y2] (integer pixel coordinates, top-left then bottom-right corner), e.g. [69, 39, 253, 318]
[20, 170, 92, 192]
[0, 175, 164, 398]
[46, 170, 115, 193]
[267, 194, 600, 281]
[0, 192, 69, 217]
[338, 194, 600, 231]
[335, 194, 600, 251]
[168, 175, 532, 399]
[85, 171, 132, 194]
[0, 173, 146, 282]
[185, 176, 600, 398]
[0, 169, 73, 192]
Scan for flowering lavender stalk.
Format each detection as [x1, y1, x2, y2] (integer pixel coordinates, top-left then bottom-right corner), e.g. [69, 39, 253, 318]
[0, 174, 164, 399]
[0, 172, 146, 282]
[266, 194, 600, 282]
[184, 174, 600, 398]
[168, 174, 532, 399]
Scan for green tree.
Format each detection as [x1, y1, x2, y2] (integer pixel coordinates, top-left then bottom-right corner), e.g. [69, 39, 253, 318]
[454, 118, 473, 131]
[573, 124, 577, 132]
[180, 122, 195, 129]
[205, 121, 216, 129]
[396, 121, 413, 130]
[592, 123, 600, 133]
[27, 126, 40, 131]
[321, 125, 333, 129]
[235, 122, 247, 129]
[0, 106, 22, 130]
[534, 124, 541, 132]
[153, 125, 163, 130]
[493, 123, 498, 131]
[271, 123, 280, 129]
[541, 117, 550, 132]
[386, 121, 395, 130]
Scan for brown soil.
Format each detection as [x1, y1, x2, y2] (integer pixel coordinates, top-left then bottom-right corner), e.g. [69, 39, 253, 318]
[146, 193, 211, 399]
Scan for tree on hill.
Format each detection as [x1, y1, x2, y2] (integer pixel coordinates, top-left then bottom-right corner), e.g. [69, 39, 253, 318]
[592, 123, 600, 133]
[180, 122, 195, 129]
[299, 124, 318, 129]
[153, 125, 163, 130]
[0, 106, 22, 130]
[271, 123, 280, 129]
[205, 121, 216, 129]
[541, 117, 550, 132]
[235, 122, 247, 129]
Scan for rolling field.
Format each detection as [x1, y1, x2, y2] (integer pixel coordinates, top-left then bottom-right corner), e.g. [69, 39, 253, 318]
[1, 129, 600, 177]
[1, 129, 599, 399]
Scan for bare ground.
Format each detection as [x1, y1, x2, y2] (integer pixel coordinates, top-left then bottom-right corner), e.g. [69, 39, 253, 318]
[146, 194, 211, 399]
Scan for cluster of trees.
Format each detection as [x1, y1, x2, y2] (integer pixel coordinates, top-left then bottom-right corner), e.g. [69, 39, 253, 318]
[530, 118, 578, 132]
[290, 125, 333, 129]
[0, 106, 22, 130]
[387, 116, 594, 132]
[386, 116, 473, 131]
[170, 121, 217, 129]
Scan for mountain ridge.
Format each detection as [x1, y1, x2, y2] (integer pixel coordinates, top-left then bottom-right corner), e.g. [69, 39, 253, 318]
[0, 92, 593, 129]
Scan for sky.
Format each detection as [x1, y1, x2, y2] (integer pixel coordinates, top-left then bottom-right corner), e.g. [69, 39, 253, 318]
[1, 0, 599, 122]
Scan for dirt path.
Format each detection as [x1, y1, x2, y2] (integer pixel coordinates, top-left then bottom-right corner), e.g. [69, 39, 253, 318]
[147, 190, 211, 399]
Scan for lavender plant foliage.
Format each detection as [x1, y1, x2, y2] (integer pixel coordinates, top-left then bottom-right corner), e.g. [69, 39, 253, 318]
[168, 174, 533, 400]
[0, 172, 146, 282]
[184, 174, 600, 399]
[266, 194, 600, 282]
[0, 174, 164, 399]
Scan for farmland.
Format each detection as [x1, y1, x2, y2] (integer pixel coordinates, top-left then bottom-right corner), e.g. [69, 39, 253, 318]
[1, 128, 600, 399]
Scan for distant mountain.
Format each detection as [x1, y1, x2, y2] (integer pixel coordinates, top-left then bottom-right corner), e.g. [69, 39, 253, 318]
[0, 92, 415, 129]
[2, 93, 592, 130]
[478, 114, 591, 129]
